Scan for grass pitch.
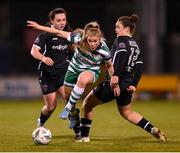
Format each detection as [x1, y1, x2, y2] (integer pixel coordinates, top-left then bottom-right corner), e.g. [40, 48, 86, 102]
[0, 98, 180, 152]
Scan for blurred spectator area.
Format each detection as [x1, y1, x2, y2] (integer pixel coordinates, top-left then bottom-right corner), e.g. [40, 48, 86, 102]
[0, 66, 180, 99]
[137, 74, 180, 99]
[0, 0, 134, 75]
[0, 0, 180, 75]
[1, 0, 180, 99]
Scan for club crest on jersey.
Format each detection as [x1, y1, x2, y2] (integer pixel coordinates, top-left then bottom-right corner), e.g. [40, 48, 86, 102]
[94, 55, 101, 61]
[119, 42, 126, 48]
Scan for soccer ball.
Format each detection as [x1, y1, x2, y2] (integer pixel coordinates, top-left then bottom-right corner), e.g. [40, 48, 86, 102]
[32, 127, 52, 145]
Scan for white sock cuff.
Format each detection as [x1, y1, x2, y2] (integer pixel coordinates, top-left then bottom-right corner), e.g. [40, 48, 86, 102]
[74, 85, 85, 94]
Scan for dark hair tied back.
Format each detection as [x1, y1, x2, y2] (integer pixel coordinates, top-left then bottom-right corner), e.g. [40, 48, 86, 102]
[117, 13, 139, 35]
[129, 14, 139, 23]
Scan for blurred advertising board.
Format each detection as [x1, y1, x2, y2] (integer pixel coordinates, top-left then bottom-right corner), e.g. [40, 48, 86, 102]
[0, 76, 41, 98]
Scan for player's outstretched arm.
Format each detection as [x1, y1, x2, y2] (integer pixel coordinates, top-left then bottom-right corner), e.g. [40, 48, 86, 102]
[26, 20, 70, 39]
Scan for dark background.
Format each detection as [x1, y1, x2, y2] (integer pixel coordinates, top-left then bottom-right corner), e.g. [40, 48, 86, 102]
[0, 0, 180, 75]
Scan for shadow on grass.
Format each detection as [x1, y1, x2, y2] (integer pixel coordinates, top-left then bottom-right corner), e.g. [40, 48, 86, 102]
[92, 135, 180, 144]
[92, 135, 148, 142]
[53, 134, 73, 139]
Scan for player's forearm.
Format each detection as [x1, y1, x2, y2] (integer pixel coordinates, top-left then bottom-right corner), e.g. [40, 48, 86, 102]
[27, 20, 70, 39]
[38, 25, 70, 39]
[30, 45, 44, 61]
[31, 51, 44, 61]
[106, 61, 114, 77]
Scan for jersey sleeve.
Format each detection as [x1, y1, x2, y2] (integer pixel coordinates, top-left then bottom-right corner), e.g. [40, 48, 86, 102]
[67, 32, 82, 43]
[112, 38, 128, 76]
[33, 32, 47, 49]
[101, 41, 111, 61]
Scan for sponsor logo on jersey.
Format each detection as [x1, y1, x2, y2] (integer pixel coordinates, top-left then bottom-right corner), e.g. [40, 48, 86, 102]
[52, 44, 68, 51]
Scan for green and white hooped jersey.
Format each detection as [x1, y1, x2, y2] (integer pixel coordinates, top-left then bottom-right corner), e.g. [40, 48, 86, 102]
[65, 32, 111, 87]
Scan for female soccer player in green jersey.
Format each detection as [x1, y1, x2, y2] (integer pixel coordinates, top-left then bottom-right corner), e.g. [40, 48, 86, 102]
[27, 20, 114, 128]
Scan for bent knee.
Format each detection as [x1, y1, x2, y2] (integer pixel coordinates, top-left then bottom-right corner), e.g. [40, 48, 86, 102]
[77, 73, 94, 87]
[77, 79, 90, 87]
[120, 110, 132, 119]
[46, 105, 56, 113]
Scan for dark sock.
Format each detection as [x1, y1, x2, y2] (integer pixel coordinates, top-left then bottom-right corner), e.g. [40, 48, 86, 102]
[80, 118, 92, 137]
[73, 124, 80, 137]
[40, 111, 51, 125]
[137, 118, 154, 133]
[71, 108, 80, 136]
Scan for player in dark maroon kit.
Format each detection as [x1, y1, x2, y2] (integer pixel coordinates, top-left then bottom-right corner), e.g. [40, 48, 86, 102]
[30, 8, 73, 128]
[76, 14, 167, 142]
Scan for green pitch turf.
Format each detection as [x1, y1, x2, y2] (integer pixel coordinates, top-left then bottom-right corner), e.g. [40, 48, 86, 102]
[0, 99, 180, 152]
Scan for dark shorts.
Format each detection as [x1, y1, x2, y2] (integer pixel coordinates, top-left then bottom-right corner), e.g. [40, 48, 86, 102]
[93, 80, 132, 106]
[38, 69, 67, 95]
